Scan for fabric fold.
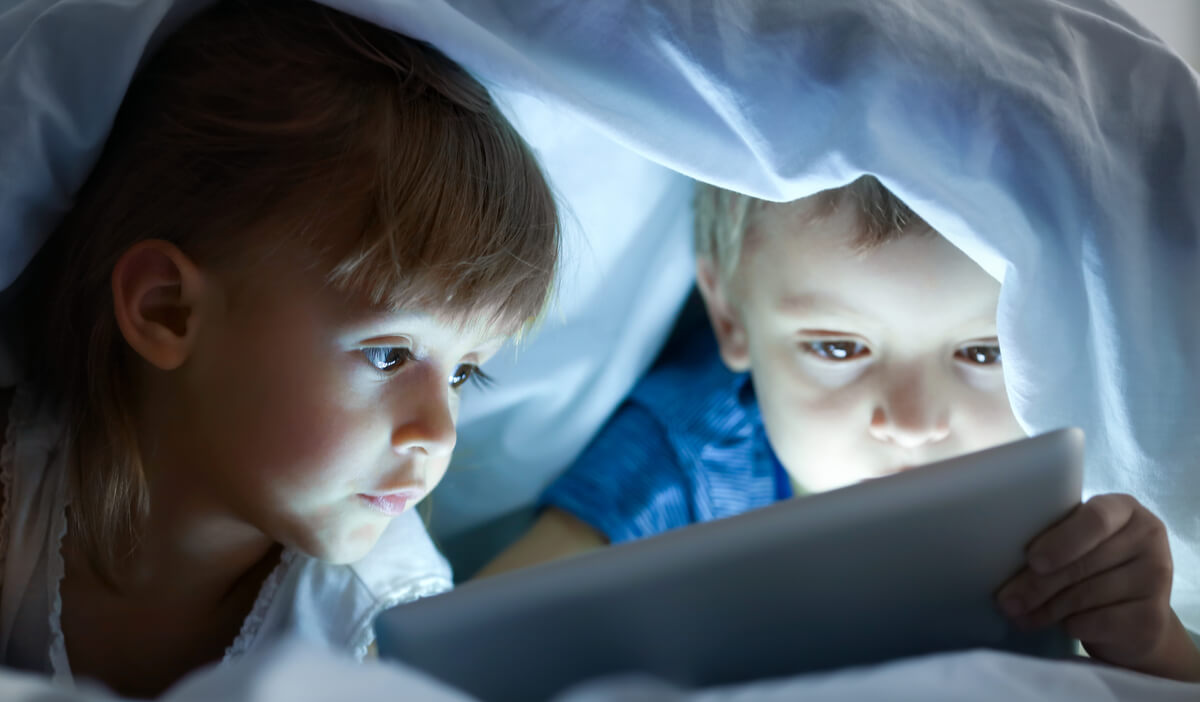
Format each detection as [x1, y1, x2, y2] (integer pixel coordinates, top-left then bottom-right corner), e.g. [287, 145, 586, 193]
[2, 0, 1199, 631]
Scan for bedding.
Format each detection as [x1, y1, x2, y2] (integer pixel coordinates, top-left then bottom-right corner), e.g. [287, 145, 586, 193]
[2, 0, 1200, 696]
[3, 638, 1200, 702]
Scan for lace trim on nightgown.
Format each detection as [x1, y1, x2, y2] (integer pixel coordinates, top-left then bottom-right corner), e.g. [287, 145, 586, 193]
[0, 383, 27, 600]
[46, 469, 70, 681]
[1, 384, 73, 682]
[346, 574, 452, 661]
[28, 386, 297, 676]
[224, 548, 299, 661]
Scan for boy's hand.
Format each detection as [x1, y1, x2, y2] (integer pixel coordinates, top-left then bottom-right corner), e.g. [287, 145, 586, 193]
[996, 493, 1200, 681]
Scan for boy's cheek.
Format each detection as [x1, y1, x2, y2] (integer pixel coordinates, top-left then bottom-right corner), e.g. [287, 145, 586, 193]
[752, 349, 862, 412]
[753, 337, 861, 392]
[757, 375, 865, 449]
[953, 391, 1027, 449]
[767, 418, 882, 492]
[757, 378, 873, 468]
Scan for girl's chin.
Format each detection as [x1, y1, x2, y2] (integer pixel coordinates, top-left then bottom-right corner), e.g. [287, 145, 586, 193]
[293, 525, 387, 565]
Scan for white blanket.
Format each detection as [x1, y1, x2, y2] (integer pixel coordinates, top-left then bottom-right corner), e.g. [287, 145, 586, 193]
[2, 639, 1199, 702]
[3, 0, 1200, 691]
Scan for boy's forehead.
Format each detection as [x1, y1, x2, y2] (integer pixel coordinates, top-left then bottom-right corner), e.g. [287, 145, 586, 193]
[742, 195, 827, 248]
[729, 200, 855, 287]
[744, 225, 1001, 330]
[761, 195, 857, 241]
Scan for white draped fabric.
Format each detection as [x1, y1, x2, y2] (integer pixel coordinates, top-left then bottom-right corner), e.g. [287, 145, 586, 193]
[2, 2, 1200, 698]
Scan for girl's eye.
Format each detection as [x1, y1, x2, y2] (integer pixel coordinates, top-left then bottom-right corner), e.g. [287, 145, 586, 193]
[450, 364, 494, 390]
[802, 340, 870, 361]
[956, 344, 1002, 366]
[363, 347, 413, 373]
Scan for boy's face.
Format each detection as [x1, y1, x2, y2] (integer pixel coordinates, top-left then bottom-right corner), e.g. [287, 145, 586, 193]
[701, 204, 1026, 493]
[177, 254, 506, 564]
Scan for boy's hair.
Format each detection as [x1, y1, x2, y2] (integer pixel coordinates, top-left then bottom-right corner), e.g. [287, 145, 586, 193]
[693, 175, 928, 285]
[24, 0, 559, 582]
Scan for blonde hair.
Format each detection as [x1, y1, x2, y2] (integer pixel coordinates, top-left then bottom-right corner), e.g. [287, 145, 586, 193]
[693, 175, 927, 284]
[22, 0, 559, 583]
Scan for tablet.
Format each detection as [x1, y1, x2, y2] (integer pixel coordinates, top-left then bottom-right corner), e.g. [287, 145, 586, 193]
[376, 428, 1084, 702]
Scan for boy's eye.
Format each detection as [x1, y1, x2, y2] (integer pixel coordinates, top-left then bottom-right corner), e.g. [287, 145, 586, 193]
[450, 364, 493, 390]
[363, 347, 413, 373]
[956, 344, 1002, 366]
[803, 340, 870, 361]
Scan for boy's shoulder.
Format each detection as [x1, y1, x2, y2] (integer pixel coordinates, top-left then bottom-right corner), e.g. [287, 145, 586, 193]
[631, 338, 741, 410]
[625, 310, 759, 451]
[552, 307, 777, 537]
[631, 297, 749, 406]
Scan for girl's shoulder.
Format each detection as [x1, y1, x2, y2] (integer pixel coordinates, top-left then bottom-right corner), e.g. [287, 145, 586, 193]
[0, 386, 11, 436]
[0, 385, 10, 577]
[0, 385, 10, 468]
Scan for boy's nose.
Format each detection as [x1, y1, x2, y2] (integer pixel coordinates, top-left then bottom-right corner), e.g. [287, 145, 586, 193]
[869, 409, 951, 448]
[391, 373, 457, 458]
[868, 373, 951, 448]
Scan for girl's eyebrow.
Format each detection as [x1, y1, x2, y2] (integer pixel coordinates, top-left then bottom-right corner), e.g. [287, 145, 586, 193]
[348, 324, 510, 355]
[343, 308, 434, 332]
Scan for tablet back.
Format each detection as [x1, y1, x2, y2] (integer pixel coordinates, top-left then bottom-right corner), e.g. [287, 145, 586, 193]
[377, 428, 1084, 702]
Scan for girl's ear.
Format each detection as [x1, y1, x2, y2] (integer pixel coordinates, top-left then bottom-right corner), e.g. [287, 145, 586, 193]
[696, 257, 751, 373]
[111, 240, 208, 371]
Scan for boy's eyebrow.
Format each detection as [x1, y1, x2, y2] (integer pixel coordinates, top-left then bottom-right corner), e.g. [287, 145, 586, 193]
[775, 292, 873, 322]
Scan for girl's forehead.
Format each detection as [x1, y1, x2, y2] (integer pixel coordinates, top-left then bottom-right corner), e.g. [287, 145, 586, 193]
[221, 219, 537, 346]
[333, 299, 514, 348]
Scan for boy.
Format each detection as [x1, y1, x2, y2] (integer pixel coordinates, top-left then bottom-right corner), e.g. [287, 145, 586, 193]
[479, 176, 1200, 681]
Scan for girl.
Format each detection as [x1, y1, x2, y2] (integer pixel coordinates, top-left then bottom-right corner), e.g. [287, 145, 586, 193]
[0, 0, 559, 697]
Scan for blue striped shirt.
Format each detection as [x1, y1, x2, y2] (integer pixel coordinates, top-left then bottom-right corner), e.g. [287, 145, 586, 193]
[541, 317, 792, 544]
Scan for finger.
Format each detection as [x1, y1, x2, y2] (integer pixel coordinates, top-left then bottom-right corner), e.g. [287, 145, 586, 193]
[997, 514, 1166, 616]
[1026, 494, 1137, 574]
[1063, 599, 1169, 657]
[1017, 556, 1162, 629]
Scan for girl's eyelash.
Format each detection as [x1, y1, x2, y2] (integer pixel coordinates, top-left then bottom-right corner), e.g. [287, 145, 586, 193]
[469, 367, 495, 390]
[451, 365, 495, 390]
[363, 346, 413, 373]
[362, 347, 496, 390]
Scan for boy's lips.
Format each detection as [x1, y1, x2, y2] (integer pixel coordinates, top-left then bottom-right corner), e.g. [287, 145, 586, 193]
[357, 490, 421, 516]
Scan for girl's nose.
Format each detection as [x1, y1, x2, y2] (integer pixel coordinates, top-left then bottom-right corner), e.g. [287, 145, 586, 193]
[391, 372, 457, 457]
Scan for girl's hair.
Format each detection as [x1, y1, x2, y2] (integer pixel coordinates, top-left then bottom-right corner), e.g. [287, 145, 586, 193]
[24, 0, 559, 583]
[693, 175, 928, 285]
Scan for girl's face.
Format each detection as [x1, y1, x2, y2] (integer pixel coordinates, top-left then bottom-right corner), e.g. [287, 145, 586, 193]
[176, 254, 506, 564]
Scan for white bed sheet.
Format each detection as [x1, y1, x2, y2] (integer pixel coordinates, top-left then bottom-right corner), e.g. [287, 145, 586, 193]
[3, 638, 1199, 702]
[3, 0, 1200, 652]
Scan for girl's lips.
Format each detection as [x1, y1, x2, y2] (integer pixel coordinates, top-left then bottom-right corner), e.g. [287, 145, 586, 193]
[358, 492, 416, 516]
